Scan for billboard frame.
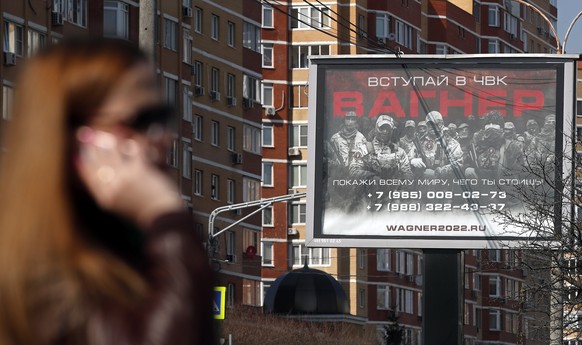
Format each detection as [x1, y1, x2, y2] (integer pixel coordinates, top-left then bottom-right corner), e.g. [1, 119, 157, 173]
[306, 54, 578, 249]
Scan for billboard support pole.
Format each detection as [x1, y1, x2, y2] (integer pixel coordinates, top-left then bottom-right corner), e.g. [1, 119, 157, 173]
[422, 249, 464, 345]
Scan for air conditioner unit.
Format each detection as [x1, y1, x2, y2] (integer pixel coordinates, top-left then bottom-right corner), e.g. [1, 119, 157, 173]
[265, 107, 275, 116]
[210, 91, 221, 101]
[287, 227, 299, 236]
[194, 85, 205, 96]
[182, 6, 193, 18]
[226, 254, 237, 263]
[3, 52, 16, 66]
[288, 147, 300, 156]
[52, 12, 64, 26]
[232, 152, 243, 164]
[227, 96, 237, 107]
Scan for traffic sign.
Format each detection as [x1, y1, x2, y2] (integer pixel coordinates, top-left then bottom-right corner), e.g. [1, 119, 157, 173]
[213, 286, 226, 320]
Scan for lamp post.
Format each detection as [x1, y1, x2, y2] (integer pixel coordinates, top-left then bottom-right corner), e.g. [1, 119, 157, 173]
[562, 11, 582, 53]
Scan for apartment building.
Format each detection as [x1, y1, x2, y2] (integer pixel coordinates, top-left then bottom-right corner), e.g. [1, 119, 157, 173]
[0, 0, 265, 323]
[259, 1, 558, 344]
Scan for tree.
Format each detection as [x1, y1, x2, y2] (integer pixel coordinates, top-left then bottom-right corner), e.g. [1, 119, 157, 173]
[383, 314, 404, 345]
[489, 119, 580, 344]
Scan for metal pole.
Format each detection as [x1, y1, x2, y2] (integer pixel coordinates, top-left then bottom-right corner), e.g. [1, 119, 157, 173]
[422, 249, 464, 345]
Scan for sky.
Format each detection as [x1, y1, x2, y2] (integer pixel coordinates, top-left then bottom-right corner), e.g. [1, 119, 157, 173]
[557, 1, 582, 54]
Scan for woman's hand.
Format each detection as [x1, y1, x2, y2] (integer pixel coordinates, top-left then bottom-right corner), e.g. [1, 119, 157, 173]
[75, 127, 183, 228]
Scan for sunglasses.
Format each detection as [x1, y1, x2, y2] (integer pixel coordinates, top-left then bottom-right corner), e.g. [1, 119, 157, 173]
[121, 104, 176, 132]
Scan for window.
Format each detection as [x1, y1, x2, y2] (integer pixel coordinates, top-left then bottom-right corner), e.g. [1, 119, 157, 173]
[182, 142, 191, 178]
[226, 73, 235, 99]
[243, 74, 260, 102]
[395, 251, 414, 275]
[211, 120, 219, 146]
[53, 0, 87, 26]
[357, 14, 366, 38]
[243, 177, 260, 201]
[243, 279, 260, 306]
[488, 6, 500, 27]
[489, 309, 501, 331]
[194, 7, 202, 33]
[211, 67, 220, 94]
[488, 39, 500, 53]
[358, 249, 366, 269]
[395, 20, 413, 49]
[291, 243, 329, 266]
[290, 6, 330, 29]
[27, 29, 46, 56]
[182, 86, 192, 121]
[489, 249, 501, 262]
[194, 115, 203, 141]
[194, 169, 203, 195]
[2, 85, 13, 120]
[291, 85, 309, 108]
[262, 206, 273, 226]
[227, 21, 235, 47]
[193, 61, 203, 88]
[504, 12, 518, 36]
[167, 139, 178, 167]
[310, 248, 330, 265]
[262, 242, 273, 265]
[359, 289, 365, 308]
[4, 22, 23, 55]
[163, 18, 178, 51]
[104, 1, 129, 39]
[262, 83, 273, 107]
[291, 124, 308, 147]
[243, 124, 261, 154]
[211, 174, 219, 200]
[377, 249, 392, 271]
[489, 276, 500, 297]
[290, 203, 306, 223]
[262, 124, 273, 147]
[211, 14, 219, 40]
[262, 44, 273, 68]
[377, 285, 391, 310]
[183, 29, 193, 63]
[291, 45, 329, 69]
[396, 288, 414, 314]
[164, 77, 178, 105]
[262, 4, 273, 28]
[227, 126, 235, 151]
[262, 162, 273, 186]
[376, 13, 390, 38]
[243, 21, 260, 52]
[227, 179, 235, 204]
[291, 164, 307, 187]
[226, 283, 235, 308]
[226, 230, 235, 258]
[435, 44, 447, 54]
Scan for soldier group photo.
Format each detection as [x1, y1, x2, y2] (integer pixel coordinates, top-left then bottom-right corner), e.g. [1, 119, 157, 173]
[323, 109, 557, 212]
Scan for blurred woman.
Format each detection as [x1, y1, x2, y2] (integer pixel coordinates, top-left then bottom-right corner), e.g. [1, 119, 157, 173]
[0, 38, 214, 345]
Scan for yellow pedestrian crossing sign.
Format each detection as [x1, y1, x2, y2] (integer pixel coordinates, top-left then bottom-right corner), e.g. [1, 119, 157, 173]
[214, 286, 226, 320]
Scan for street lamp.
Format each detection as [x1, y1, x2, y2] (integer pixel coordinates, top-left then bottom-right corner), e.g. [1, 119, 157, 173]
[562, 11, 582, 54]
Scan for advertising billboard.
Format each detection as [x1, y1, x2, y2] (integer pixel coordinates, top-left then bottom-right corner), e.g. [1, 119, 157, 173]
[306, 55, 577, 249]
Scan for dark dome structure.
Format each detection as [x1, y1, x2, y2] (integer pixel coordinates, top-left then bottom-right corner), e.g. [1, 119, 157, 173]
[263, 264, 349, 315]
